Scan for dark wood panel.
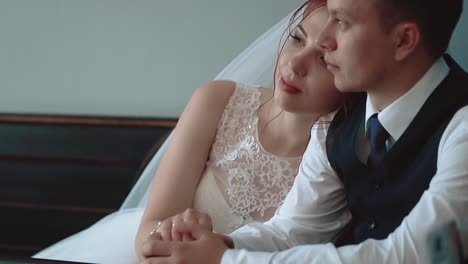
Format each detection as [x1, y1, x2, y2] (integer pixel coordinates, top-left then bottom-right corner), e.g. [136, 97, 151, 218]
[0, 114, 176, 127]
[0, 160, 137, 208]
[0, 114, 177, 258]
[0, 206, 108, 256]
[0, 123, 170, 162]
[0, 256, 91, 264]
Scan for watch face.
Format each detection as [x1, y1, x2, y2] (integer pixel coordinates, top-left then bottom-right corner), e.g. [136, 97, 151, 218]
[427, 221, 464, 264]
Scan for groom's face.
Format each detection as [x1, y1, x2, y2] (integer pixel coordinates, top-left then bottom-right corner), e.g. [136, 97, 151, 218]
[316, 0, 396, 93]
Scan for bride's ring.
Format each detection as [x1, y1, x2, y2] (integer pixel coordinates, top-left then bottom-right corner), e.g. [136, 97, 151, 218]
[149, 221, 162, 236]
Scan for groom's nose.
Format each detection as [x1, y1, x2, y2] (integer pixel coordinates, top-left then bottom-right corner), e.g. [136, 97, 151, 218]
[316, 22, 337, 53]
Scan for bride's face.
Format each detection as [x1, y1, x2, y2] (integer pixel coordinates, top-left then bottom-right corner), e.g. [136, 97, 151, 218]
[274, 6, 343, 115]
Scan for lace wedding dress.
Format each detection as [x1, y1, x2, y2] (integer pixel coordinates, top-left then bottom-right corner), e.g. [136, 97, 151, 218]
[33, 83, 302, 264]
[194, 82, 301, 233]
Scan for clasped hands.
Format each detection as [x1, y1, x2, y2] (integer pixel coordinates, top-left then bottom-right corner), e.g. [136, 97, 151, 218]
[138, 209, 233, 264]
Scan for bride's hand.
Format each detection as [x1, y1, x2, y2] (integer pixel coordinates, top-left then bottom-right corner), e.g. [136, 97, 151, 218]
[152, 208, 213, 242]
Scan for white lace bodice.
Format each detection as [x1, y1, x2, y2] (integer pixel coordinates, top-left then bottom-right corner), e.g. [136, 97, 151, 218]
[193, 83, 302, 233]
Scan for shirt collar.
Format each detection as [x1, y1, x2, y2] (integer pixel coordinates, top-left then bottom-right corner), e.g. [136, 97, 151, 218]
[365, 57, 450, 142]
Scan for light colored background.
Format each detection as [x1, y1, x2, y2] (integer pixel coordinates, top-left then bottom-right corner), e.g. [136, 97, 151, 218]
[0, 0, 466, 118]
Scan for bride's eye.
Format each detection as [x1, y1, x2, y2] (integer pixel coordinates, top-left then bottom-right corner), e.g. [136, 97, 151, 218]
[289, 30, 303, 45]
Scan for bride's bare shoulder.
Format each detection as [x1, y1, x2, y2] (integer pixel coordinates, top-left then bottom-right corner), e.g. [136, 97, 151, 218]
[185, 80, 237, 116]
[194, 80, 236, 98]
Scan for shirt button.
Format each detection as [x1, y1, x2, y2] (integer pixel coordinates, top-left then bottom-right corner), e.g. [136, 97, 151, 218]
[368, 218, 376, 230]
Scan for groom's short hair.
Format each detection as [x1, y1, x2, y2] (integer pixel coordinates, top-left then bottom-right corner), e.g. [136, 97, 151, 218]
[374, 0, 463, 58]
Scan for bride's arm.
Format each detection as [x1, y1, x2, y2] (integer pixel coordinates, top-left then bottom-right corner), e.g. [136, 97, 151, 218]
[135, 80, 236, 259]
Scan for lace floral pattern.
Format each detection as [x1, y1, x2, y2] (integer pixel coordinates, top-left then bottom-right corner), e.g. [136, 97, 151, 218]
[207, 83, 301, 230]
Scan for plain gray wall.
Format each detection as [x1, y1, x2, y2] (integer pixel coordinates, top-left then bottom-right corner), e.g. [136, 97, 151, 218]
[449, 0, 468, 72]
[0, 0, 466, 118]
[0, 0, 303, 118]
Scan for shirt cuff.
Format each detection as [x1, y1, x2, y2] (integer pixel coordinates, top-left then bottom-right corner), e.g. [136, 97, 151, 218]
[221, 249, 274, 264]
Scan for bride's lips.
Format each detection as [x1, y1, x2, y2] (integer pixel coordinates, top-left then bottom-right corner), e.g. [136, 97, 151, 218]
[324, 58, 339, 72]
[279, 77, 301, 94]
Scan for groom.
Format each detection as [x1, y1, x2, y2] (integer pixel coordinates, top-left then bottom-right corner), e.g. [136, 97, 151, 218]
[139, 0, 467, 262]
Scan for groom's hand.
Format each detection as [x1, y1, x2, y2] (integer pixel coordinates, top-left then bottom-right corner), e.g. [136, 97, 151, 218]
[139, 222, 230, 264]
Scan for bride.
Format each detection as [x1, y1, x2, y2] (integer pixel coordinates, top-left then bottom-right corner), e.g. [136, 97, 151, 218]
[34, 1, 348, 263]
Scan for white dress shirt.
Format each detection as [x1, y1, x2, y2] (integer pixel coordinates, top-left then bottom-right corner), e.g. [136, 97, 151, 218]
[222, 58, 468, 263]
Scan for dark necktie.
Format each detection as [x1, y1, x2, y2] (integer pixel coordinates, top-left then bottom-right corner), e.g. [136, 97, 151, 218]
[367, 113, 389, 168]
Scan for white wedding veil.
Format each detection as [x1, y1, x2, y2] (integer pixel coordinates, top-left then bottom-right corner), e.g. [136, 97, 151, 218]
[120, 12, 294, 210]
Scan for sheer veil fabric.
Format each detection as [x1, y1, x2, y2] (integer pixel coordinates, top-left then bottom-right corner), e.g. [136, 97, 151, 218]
[33, 10, 293, 264]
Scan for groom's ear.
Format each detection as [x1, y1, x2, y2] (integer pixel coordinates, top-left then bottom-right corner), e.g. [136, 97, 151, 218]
[391, 21, 421, 61]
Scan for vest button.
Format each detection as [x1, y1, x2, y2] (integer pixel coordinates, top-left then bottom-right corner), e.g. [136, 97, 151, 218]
[367, 218, 376, 229]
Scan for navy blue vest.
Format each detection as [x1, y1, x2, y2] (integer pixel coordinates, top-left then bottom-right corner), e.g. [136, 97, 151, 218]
[326, 55, 468, 245]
